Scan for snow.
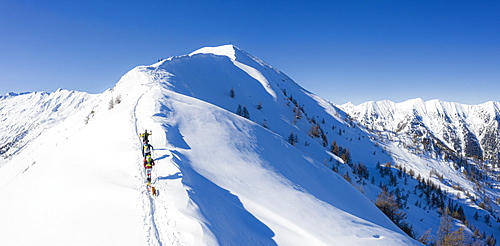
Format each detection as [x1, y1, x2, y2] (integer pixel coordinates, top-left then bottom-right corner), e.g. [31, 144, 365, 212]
[0, 89, 97, 168]
[0, 45, 421, 245]
[0, 84, 146, 245]
[191, 44, 277, 101]
[150, 88, 410, 245]
[190, 44, 238, 60]
[339, 98, 500, 242]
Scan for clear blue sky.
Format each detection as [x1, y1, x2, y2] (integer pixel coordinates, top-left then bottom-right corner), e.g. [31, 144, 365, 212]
[1, 0, 499, 105]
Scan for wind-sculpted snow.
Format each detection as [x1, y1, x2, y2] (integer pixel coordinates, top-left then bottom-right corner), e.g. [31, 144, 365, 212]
[142, 73, 418, 245]
[0, 45, 420, 245]
[135, 45, 418, 245]
[191, 45, 279, 101]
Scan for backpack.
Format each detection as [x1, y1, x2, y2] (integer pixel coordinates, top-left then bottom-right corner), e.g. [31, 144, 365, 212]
[141, 131, 151, 142]
[145, 156, 154, 168]
[143, 144, 152, 154]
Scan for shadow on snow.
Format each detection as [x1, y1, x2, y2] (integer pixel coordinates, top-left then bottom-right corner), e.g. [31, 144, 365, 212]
[171, 150, 277, 246]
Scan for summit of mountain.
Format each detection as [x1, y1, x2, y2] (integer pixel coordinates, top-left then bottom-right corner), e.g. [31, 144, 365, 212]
[0, 45, 422, 245]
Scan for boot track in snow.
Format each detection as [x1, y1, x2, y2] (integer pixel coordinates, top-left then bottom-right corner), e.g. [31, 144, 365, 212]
[133, 87, 163, 246]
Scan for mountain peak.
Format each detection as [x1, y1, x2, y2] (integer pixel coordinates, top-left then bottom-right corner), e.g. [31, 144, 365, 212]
[189, 44, 240, 60]
[0, 91, 30, 99]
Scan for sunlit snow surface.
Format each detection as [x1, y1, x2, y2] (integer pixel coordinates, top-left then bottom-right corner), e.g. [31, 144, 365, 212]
[0, 45, 419, 245]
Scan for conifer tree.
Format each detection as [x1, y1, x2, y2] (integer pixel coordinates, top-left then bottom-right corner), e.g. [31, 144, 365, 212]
[375, 190, 413, 237]
[486, 235, 496, 246]
[340, 148, 352, 164]
[436, 207, 468, 246]
[108, 97, 114, 110]
[436, 207, 453, 245]
[229, 87, 235, 98]
[242, 106, 250, 119]
[287, 132, 298, 146]
[331, 140, 339, 155]
[321, 133, 328, 147]
[308, 124, 321, 138]
[418, 229, 433, 245]
[484, 214, 491, 226]
[375, 190, 405, 224]
[115, 94, 122, 104]
[343, 173, 351, 183]
[237, 104, 242, 116]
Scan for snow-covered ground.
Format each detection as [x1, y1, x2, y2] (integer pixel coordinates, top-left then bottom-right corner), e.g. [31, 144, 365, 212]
[0, 90, 98, 168]
[0, 45, 429, 245]
[340, 98, 500, 243]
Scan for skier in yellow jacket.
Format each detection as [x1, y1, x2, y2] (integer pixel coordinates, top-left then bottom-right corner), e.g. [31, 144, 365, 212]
[140, 129, 152, 143]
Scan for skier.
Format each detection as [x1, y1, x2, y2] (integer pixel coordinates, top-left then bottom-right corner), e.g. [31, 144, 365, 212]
[142, 141, 153, 157]
[144, 154, 155, 183]
[140, 130, 152, 143]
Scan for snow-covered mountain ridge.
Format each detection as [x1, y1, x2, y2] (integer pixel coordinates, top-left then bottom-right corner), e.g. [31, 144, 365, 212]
[0, 45, 422, 245]
[340, 98, 500, 245]
[340, 98, 500, 161]
[0, 45, 499, 245]
[0, 89, 101, 167]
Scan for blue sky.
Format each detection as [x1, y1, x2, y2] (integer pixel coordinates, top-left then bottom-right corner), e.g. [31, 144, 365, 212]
[1, 0, 499, 105]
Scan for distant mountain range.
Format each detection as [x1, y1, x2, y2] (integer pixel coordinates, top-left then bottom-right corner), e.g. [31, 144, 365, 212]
[340, 99, 500, 162]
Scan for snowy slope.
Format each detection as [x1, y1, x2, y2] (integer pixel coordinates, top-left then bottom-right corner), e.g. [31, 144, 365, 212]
[340, 99, 500, 244]
[0, 90, 98, 167]
[0, 45, 420, 245]
[340, 99, 500, 160]
[0, 78, 150, 245]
